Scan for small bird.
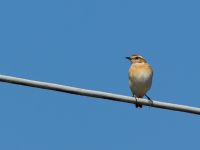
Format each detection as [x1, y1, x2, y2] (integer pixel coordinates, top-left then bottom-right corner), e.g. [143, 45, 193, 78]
[126, 54, 153, 108]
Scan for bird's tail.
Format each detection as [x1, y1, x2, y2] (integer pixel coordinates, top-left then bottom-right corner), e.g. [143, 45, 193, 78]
[135, 104, 142, 108]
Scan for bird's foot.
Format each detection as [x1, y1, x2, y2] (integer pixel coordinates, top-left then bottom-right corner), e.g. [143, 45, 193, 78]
[134, 96, 142, 108]
[145, 94, 153, 106]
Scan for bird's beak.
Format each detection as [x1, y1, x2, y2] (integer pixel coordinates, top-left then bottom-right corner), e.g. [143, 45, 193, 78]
[126, 57, 131, 60]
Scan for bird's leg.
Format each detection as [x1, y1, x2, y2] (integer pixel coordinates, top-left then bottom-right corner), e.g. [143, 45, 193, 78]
[134, 95, 137, 104]
[145, 94, 153, 106]
[134, 95, 142, 108]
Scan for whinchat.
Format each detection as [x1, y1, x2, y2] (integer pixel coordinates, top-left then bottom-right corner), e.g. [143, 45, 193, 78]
[126, 54, 153, 108]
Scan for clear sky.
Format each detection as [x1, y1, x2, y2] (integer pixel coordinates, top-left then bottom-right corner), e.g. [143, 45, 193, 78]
[0, 0, 199, 149]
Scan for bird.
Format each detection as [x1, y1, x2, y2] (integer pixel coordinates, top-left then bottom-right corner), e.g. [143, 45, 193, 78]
[126, 54, 153, 108]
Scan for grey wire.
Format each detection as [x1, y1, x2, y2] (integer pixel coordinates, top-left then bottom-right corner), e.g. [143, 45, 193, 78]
[0, 74, 199, 115]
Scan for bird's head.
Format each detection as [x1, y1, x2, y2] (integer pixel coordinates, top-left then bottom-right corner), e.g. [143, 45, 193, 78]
[126, 54, 147, 63]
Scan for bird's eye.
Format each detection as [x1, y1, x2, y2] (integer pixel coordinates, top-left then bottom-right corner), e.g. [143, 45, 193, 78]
[135, 57, 139, 59]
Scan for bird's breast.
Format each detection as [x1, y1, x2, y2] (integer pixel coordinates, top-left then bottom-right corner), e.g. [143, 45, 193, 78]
[128, 63, 153, 97]
[129, 63, 153, 81]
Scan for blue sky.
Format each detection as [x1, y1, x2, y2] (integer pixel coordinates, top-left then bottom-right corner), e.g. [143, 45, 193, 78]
[0, 0, 199, 149]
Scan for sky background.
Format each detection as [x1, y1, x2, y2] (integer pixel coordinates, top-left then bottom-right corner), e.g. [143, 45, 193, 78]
[0, 0, 200, 149]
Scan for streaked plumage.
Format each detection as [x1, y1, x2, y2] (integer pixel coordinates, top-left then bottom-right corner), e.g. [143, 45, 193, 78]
[126, 54, 153, 108]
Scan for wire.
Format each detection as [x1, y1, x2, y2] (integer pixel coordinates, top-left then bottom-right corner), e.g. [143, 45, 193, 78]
[0, 74, 199, 115]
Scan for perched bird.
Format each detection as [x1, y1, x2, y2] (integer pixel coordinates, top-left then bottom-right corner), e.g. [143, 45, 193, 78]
[126, 54, 153, 108]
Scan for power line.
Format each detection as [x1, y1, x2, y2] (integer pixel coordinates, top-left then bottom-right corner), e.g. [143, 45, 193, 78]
[0, 74, 199, 115]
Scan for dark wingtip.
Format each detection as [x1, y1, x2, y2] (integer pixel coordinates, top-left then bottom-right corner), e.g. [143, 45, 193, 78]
[135, 104, 143, 108]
